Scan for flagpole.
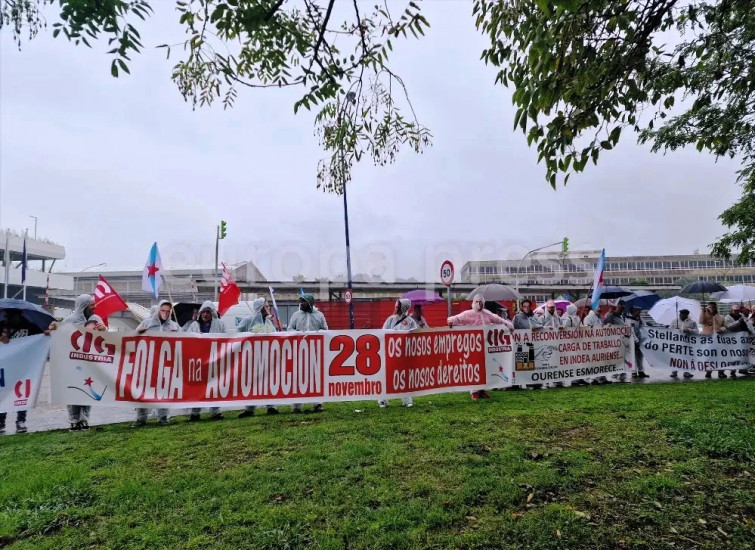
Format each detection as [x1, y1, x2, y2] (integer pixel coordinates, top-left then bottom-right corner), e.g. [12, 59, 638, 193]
[3, 231, 9, 299]
[22, 229, 27, 301]
[161, 267, 180, 325]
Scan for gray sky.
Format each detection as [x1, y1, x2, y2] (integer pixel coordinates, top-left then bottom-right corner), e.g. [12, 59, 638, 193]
[0, 1, 742, 282]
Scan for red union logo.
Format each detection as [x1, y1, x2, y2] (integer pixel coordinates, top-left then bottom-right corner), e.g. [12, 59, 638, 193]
[487, 329, 512, 352]
[14, 378, 31, 399]
[69, 330, 115, 363]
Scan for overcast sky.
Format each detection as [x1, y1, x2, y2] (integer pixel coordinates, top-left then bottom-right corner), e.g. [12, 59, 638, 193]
[0, 1, 742, 282]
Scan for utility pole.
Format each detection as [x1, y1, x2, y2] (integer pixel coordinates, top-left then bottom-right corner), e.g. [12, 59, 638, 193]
[214, 220, 227, 301]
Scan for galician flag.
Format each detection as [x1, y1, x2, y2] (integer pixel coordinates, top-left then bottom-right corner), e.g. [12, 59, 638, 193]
[142, 242, 163, 299]
[591, 248, 606, 310]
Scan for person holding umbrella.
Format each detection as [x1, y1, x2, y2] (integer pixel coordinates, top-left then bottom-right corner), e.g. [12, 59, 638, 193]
[670, 309, 698, 379]
[699, 302, 726, 379]
[410, 304, 429, 328]
[626, 306, 650, 379]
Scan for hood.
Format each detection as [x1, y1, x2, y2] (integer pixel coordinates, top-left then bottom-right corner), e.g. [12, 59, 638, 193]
[397, 299, 411, 316]
[199, 300, 218, 319]
[301, 293, 315, 308]
[252, 297, 266, 315]
[566, 304, 577, 316]
[471, 294, 484, 310]
[74, 294, 94, 316]
[85, 314, 104, 326]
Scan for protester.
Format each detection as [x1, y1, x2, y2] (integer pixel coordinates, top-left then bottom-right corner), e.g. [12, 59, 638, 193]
[181, 307, 199, 332]
[379, 299, 418, 408]
[723, 304, 751, 377]
[626, 306, 650, 379]
[132, 300, 179, 427]
[582, 304, 601, 327]
[410, 304, 429, 328]
[541, 299, 562, 329]
[237, 297, 279, 417]
[602, 301, 625, 326]
[669, 309, 698, 379]
[513, 299, 543, 330]
[561, 304, 581, 328]
[185, 301, 226, 421]
[58, 294, 106, 431]
[699, 302, 726, 378]
[448, 294, 512, 398]
[0, 308, 47, 434]
[289, 294, 328, 413]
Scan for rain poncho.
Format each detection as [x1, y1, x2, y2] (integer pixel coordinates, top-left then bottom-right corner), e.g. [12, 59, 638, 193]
[602, 310, 626, 326]
[448, 295, 513, 329]
[62, 294, 95, 325]
[236, 297, 277, 333]
[186, 301, 226, 334]
[383, 299, 418, 331]
[671, 316, 698, 333]
[136, 300, 180, 333]
[541, 303, 562, 329]
[561, 304, 581, 328]
[288, 294, 328, 332]
[724, 312, 751, 333]
[513, 307, 544, 330]
[583, 310, 601, 327]
[84, 314, 105, 327]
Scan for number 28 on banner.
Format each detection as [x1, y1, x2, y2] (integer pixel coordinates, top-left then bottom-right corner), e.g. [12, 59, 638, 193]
[329, 334, 381, 376]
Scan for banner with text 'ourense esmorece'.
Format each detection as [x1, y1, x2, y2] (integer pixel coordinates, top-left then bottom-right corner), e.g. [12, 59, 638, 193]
[49, 324, 634, 408]
[640, 326, 754, 373]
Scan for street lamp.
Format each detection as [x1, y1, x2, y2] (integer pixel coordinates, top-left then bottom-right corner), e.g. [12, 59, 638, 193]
[514, 241, 565, 298]
[29, 215, 37, 239]
[73, 263, 107, 295]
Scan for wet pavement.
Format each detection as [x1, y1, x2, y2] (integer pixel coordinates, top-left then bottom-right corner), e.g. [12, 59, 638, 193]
[1, 361, 751, 436]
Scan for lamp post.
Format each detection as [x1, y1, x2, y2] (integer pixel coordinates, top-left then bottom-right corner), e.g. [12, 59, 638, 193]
[29, 215, 37, 239]
[73, 263, 107, 296]
[514, 241, 565, 298]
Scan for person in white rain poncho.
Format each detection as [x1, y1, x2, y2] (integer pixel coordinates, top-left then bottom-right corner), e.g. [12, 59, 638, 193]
[561, 304, 581, 328]
[289, 294, 328, 413]
[379, 299, 417, 409]
[60, 294, 106, 431]
[185, 301, 226, 421]
[541, 300, 562, 329]
[132, 300, 180, 427]
[237, 297, 279, 417]
[670, 309, 698, 379]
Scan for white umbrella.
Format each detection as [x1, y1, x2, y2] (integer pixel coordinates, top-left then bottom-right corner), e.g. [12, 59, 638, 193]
[711, 284, 755, 303]
[466, 284, 520, 301]
[648, 297, 701, 326]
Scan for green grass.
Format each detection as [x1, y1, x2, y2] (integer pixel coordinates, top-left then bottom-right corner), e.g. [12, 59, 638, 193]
[1, 380, 753, 549]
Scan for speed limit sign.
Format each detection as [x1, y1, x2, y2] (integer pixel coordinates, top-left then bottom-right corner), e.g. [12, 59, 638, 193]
[344, 289, 353, 303]
[440, 260, 454, 286]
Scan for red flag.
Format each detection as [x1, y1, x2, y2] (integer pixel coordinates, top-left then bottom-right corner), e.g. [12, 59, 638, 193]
[94, 275, 128, 326]
[219, 262, 240, 316]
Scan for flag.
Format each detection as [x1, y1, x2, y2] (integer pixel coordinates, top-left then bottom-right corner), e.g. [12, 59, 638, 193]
[218, 262, 240, 316]
[94, 275, 128, 326]
[591, 248, 606, 310]
[269, 286, 284, 331]
[142, 242, 163, 299]
[21, 233, 27, 284]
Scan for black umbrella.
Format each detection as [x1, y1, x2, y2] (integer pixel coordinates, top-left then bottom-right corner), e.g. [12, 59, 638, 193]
[680, 281, 727, 295]
[0, 298, 55, 332]
[484, 301, 509, 318]
[594, 286, 633, 300]
[172, 302, 203, 327]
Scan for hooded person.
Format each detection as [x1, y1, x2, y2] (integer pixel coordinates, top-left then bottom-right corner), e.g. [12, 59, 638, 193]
[289, 294, 328, 413]
[448, 294, 512, 399]
[185, 301, 226, 421]
[378, 299, 418, 408]
[236, 297, 276, 334]
[58, 294, 105, 431]
[541, 299, 562, 329]
[132, 300, 179, 427]
[410, 304, 429, 328]
[237, 297, 279, 418]
[561, 304, 581, 328]
[448, 294, 514, 330]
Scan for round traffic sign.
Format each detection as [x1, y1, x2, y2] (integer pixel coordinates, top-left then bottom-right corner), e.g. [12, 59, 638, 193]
[440, 260, 454, 286]
[344, 289, 353, 303]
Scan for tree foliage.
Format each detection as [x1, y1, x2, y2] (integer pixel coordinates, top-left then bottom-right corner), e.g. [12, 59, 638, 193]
[474, 0, 755, 262]
[1, 0, 431, 194]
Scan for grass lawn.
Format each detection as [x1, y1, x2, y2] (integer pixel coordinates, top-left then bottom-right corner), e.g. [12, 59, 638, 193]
[1, 380, 753, 549]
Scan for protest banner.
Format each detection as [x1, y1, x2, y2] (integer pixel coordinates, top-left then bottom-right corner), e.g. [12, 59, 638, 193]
[0, 334, 50, 413]
[640, 327, 754, 373]
[510, 326, 635, 385]
[49, 324, 515, 408]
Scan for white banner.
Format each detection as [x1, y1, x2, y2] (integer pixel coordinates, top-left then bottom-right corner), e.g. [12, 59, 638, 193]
[0, 334, 50, 413]
[640, 327, 753, 373]
[48, 324, 634, 408]
[511, 326, 635, 385]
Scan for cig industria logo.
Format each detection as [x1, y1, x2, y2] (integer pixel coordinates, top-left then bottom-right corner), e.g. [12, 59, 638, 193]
[69, 330, 115, 363]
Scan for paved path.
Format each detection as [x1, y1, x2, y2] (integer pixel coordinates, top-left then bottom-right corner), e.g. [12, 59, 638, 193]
[1, 361, 749, 436]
